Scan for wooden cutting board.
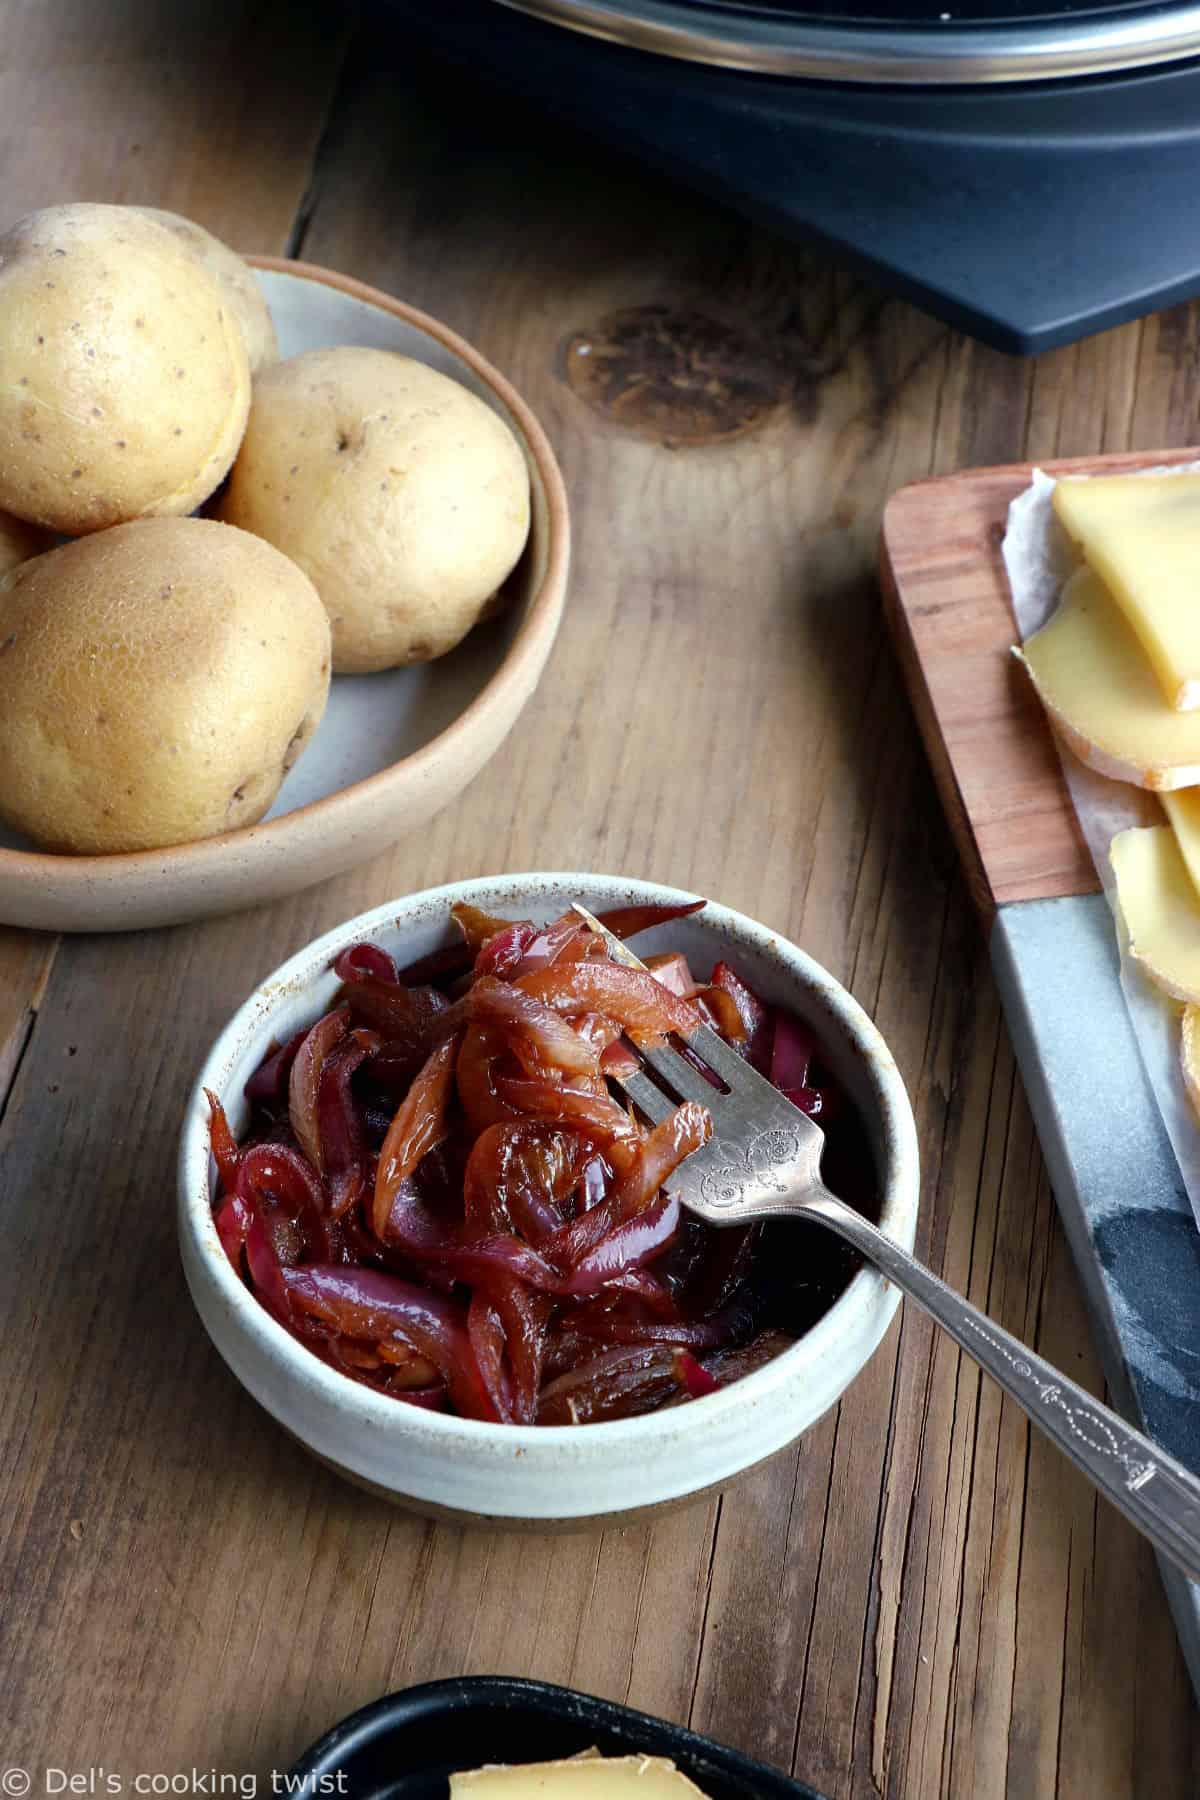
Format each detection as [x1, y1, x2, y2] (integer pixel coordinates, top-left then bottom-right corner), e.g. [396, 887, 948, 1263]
[879, 446, 1200, 925]
[881, 445, 1200, 1711]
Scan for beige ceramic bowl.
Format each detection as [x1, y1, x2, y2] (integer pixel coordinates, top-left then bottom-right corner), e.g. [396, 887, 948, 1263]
[0, 260, 569, 933]
[178, 874, 921, 1527]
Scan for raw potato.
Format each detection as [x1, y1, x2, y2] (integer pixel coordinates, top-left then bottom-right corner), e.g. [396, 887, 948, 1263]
[0, 517, 330, 854]
[0, 508, 50, 575]
[218, 346, 531, 673]
[0, 203, 250, 533]
[134, 206, 278, 373]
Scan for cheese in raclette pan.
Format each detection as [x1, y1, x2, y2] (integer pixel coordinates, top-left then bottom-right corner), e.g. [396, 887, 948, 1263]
[1015, 568, 1200, 791]
[450, 1755, 708, 1795]
[1110, 825, 1200, 1003]
[1052, 472, 1200, 711]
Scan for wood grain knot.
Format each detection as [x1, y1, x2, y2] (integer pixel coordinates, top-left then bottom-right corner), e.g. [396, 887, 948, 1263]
[563, 305, 783, 447]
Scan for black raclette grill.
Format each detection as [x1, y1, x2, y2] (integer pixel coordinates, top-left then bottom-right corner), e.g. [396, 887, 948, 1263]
[387, 0, 1200, 351]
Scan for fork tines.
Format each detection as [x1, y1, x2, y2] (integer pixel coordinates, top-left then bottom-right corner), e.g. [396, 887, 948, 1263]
[570, 902, 785, 1116]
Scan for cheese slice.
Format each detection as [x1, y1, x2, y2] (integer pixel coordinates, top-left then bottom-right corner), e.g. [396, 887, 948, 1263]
[1015, 568, 1200, 790]
[1052, 473, 1200, 710]
[1161, 789, 1200, 903]
[1110, 825, 1200, 1002]
[450, 1754, 708, 1796]
[1182, 1004, 1200, 1121]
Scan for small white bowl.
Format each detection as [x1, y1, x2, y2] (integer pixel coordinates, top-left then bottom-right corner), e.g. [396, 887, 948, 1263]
[178, 874, 919, 1525]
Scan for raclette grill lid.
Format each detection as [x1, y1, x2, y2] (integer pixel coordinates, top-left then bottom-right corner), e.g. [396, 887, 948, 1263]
[492, 0, 1200, 81]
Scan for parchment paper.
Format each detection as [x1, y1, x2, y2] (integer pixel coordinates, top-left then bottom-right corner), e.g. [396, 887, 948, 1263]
[1003, 465, 1200, 1222]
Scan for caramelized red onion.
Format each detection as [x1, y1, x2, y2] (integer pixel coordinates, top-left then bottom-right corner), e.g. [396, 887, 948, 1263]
[515, 961, 703, 1045]
[288, 1007, 349, 1170]
[536, 1345, 690, 1425]
[209, 899, 872, 1424]
[373, 1036, 460, 1238]
[283, 1264, 498, 1421]
[243, 1029, 306, 1106]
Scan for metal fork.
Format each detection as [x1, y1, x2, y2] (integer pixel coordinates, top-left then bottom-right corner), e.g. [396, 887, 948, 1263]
[573, 904, 1200, 1582]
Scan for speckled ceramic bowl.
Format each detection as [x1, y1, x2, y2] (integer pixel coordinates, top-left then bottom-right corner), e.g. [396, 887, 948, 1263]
[177, 873, 920, 1525]
[0, 262, 569, 933]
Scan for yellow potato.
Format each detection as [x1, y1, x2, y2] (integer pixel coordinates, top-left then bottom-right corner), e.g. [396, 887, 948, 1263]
[0, 508, 50, 575]
[0, 203, 250, 533]
[218, 347, 531, 673]
[0, 517, 330, 854]
[133, 207, 278, 373]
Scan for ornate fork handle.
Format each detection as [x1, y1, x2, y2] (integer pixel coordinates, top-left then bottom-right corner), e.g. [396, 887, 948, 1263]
[797, 1187, 1200, 1584]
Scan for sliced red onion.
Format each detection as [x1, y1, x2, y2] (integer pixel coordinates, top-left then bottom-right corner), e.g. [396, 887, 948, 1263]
[243, 1028, 308, 1106]
[781, 1084, 825, 1119]
[317, 1029, 380, 1219]
[643, 951, 700, 1000]
[441, 1233, 565, 1294]
[394, 943, 474, 988]
[235, 1142, 330, 1262]
[495, 1075, 640, 1148]
[673, 1350, 720, 1399]
[334, 942, 399, 983]
[381, 1174, 452, 1256]
[469, 976, 599, 1078]
[563, 1191, 681, 1296]
[206, 1091, 241, 1191]
[283, 1265, 498, 1422]
[373, 1035, 460, 1239]
[490, 1277, 549, 1424]
[288, 1007, 350, 1172]
[338, 974, 451, 1045]
[709, 961, 769, 1065]
[215, 1193, 251, 1270]
[579, 1153, 611, 1215]
[602, 1267, 679, 1315]
[574, 1293, 757, 1350]
[474, 920, 538, 980]
[536, 1344, 687, 1425]
[598, 1038, 641, 1081]
[594, 899, 706, 939]
[244, 1205, 292, 1322]
[512, 916, 589, 976]
[769, 1010, 815, 1092]
[698, 985, 747, 1043]
[468, 1291, 514, 1423]
[517, 961, 703, 1046]
[545, 1102, 709, 1270]
[451, 902, 519, 951]
[463, 1122, 581, 1245]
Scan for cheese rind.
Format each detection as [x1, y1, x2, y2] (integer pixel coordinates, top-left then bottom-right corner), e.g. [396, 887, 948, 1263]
[1016, 569, 1200, 791]
[1110, 825, 1200, 1002]
[449, 1755, 708, 1796]
[1052, 473, 1200, 711]
[1182, 1005, 1200, 1121]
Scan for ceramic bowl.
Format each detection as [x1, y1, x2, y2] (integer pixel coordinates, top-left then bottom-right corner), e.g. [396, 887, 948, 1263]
[177, 873, 920, 1525]
[0, 260, 569, 934]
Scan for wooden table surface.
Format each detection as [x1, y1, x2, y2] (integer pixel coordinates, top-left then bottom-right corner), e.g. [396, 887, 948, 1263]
[2, 3, 1199, 1794]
